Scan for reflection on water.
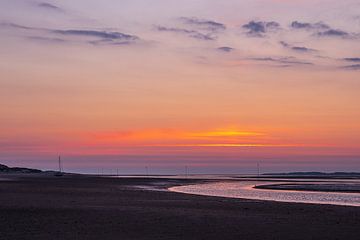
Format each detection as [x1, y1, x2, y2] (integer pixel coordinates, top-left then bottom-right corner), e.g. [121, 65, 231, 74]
[169, 181, 360, 206]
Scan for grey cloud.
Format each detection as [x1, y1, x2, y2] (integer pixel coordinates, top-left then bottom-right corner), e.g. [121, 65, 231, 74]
[249, 56, 313, 66]
[53, 30, 139, 45]
[242, 21, 280, 37]
[280, 41, 317, 53]
[1, 21, 140, 45]
[317, 29, 349, 38]
[0, 22, 35, 30]
[88, 39, 137, 46]
[341, 64, 360, 70]
[37, 2, 63, 11]
[179, 17, 226, 31]
[155, 18, 225, 41]
[343, 58, 360, 62]
[217, 47, 234, 52]
[291, 21, 352, 38]
[250, 57, 274, 61]
[53, 30, 139, 42]
[191, 33, 215, 41]
[27, 36, 66, 43]
[290, 21, 329, 30]
[156, 26, 215, 40]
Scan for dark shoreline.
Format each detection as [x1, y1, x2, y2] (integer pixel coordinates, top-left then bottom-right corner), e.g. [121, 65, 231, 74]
[0, 174, 359, 240]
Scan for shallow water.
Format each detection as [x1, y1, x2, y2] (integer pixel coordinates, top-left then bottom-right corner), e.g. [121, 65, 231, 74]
[169, 181, 360, 207]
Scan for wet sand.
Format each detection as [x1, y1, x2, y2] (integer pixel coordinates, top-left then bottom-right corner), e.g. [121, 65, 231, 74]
[0, 174, 359, 240]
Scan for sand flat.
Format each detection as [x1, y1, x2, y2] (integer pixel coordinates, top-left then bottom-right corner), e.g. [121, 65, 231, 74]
[0, 175, 359, 240]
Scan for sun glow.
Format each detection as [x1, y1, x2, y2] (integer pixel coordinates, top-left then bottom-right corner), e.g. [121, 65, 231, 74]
[188, 130, 264, 138]
[145, 143, 301, 147]
[91, 128, 264, 143]
[83, 127, 292, 150]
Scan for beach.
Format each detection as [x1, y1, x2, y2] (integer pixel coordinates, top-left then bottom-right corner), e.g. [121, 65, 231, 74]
[0, 175, 359, 240]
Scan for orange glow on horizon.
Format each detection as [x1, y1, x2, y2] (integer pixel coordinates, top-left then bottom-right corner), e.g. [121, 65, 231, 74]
[90, 128, 266, 144]
[144, 143, 303, 147]
[188, 130, 264, 138]
[82, 127, 310, 151]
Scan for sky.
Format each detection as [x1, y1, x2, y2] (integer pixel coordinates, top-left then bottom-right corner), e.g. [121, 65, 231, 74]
[0, 0, 360, 174]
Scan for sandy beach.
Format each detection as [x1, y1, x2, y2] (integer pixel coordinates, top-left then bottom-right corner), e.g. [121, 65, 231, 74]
[0, 174, 359, 240]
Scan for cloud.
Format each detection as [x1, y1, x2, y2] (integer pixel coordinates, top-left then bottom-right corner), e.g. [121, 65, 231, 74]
[280, 41, 317, 53]
[37, 2, 63, 12]
[343, 58, 360, 62]
[248, 56, 313, 66]
[290, 21, 352, 38]
[0, 22, 34, 30]
[316, 29, 349, 38]
[1, 21, 140, 45]
[242, 21, 280, 37]
[27, 36, 66, 43]
[290, 21, 329, 30]
[52, 30, 140, 45]
[341, 64, 360, 70]
[53, 30, 139, 42]
[179, 17, 226, 32]
[217, 47, 234, 52]
[156, 17, 225, 41]
[156, 26, 215, 40]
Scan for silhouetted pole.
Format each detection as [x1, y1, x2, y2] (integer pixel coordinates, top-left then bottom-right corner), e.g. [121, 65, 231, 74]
[145, 166, 149, 177]
[58, 155, 62, 173]
[255, 162, 260, 187]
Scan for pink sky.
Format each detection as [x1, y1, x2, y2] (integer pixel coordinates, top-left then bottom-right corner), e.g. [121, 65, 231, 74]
[0, 0, 360, 173]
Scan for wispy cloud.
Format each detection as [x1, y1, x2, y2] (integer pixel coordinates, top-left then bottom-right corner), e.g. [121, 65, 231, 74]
[290, 21, 353, 39]
[290, 21, 329, 31]
[280, 41, 317, 53]
[154, 17, 226, 41]
[37, 2, 63, 12]
[1, 21, 140, 46]
[341, 64, 360, 70]
[156, 26, 215, 41]
[248, 56, 313, 66]
[179, 17, 226, 32]
[52, 29, 139, 45]
[317, 29, 350, 38]
[217, 47, 234, 53]
[343, 58, 360, 62]
[0, 22, 34, 30]
[27, 36, 66, 43]
[242, 21, 281, 37]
